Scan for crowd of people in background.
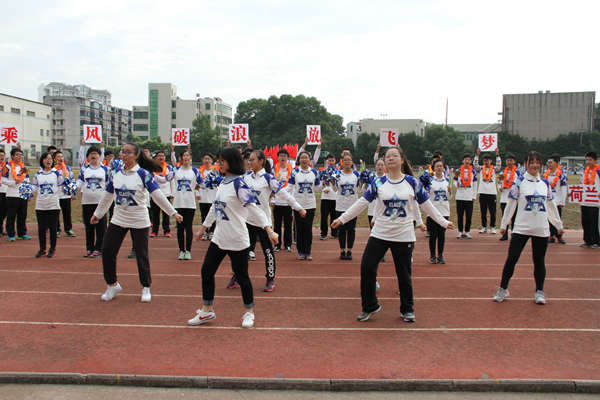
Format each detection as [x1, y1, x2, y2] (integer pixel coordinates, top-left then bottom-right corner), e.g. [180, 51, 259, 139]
[0, 137, 599, 327]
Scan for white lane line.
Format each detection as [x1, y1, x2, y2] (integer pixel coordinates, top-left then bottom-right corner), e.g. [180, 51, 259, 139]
[1, 320, 599, 332]
[0, 290, 598, 301]
[0, 270, 598, 280]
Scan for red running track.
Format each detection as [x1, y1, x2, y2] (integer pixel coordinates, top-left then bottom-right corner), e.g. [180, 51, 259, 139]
[0, 223, 598, 380]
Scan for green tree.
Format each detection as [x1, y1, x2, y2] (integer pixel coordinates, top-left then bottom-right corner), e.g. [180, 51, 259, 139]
[420, 125, 466, 166]
[188, 114, 219, 160]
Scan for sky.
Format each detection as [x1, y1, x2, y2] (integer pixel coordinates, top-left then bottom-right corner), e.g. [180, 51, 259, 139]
[1, 0, 598, 128]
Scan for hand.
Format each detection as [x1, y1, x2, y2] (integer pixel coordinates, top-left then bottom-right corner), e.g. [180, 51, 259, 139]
[299, 209, 307, 218]
[557, 229, 564, 236]
[331, 219, 342, 229]
[227, 139, 231, 146]
[303, 137, 308, 146]
[495, 147, 500, 156]
[17, 141, 21, 148]
[196, 194, 202, 201]
[267, 231, 279, 245]
[101, 140, 105, 148]
[418, 224, 427, 232]
[323, 187, 330, 194]
[170, 144, 174, 151]
[81, 139, 85, 146]
[376, 142, 381, 152]
[499, 228, 506, 236]
[317, 144, 321, 149]
[187, 143, 191, 150]
[71, 196, 76, 200]
[370, 221, 374, 228]
[446, 222, 455, 230]
[247, 139, 252, 148]
[173, 213, 183, 223]
[477, 148, 481, 156]
[194, 226, 207, 241]
[90, 215, 99, 225]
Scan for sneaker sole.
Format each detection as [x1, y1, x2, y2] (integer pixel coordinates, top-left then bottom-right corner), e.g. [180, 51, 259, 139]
[263, 284, 275, 292]
[358, 306, 381, 321]
[188, 315, 216, 326]
[401, 314, 416, 322]
[226, 283, 239, 289]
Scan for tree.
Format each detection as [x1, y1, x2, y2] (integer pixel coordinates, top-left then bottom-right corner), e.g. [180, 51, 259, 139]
[235, 94, 348, 163]
[420, 125, 466, 166]
[189, 114, 219, 160]
[398, 132, 424, 166]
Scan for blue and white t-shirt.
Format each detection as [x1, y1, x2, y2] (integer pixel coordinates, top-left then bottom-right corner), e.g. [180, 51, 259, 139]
[56, 165, 75, 200]
[77, 164, 109, 205]
[154, 163, 174, 197]
[335, 170, 362, 212]
[1, 162, 30, 198]
[428, 176, 451, 217]
[203, 175, 260, 251]
[453, 167, 478, 201]
[286, 167, 322, 209]
[498, 168, 521, 203]
[244, 169, 302, 227]
[508, 173, 554, 237]
[32, 169, 63, 211]
[172, 166, 203, 209]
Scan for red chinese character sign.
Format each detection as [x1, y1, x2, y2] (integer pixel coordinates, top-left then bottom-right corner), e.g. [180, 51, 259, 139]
[478, 133, 498, 152]
[229, 124, 249, 143]
[0, 124, 20, 145]
[380, 128, 399, 147]
[568, 185, 600, 205]
[172, 128, 190, 146]
[306, 125, 321, 145]
[84, 125, 102, 143]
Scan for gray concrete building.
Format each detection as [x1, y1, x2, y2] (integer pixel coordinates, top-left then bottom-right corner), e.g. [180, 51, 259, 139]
[38, 82, 112, 106]
[132, 84, 232, 143]
[346, 118, 427, 145]
[501, 91, 595, 140]
[448, 122, 502, 143]
[0, 93, 52, 164]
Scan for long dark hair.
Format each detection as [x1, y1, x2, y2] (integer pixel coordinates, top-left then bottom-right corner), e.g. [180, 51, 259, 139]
[39, 152, 54, 169]
[216, 147, 245, 176]
[383, 147, 413, 176]
[124, 142, 162, 173]
[524, 151, 542, 166]
[252, 150, 272, 174]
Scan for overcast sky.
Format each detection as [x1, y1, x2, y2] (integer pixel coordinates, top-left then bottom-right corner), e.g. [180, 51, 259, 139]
[1, 0, 598, 128]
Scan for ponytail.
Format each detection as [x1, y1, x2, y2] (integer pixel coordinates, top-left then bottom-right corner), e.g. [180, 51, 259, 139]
[252, 150, 272, 174]
[126, 142, 162, 174]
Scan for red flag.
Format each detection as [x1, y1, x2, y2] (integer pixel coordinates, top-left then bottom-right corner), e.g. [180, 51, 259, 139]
[293, 143, 298, 158]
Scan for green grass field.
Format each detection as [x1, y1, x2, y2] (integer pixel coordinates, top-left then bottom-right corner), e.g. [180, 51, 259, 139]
[24, 169, 584, 230]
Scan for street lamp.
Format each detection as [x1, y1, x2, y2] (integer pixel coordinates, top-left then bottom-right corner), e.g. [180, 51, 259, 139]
[380, 114, 387, 119]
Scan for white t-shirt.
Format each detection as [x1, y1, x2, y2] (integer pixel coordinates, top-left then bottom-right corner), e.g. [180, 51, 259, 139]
[334, 170, 362, 212]
[580, 168, 600, 209]
[172, 166, 203, 209]
[77, 164, 109, 205]
[32, 169, 63, 211]
[273, 163, 294, 206]
[55, 164, 75, 200]
[154, 163, 174, 197]
[453, 166, 478, 201]
[1, 162, 30, 198]
[474, 156, 501, 195]
[199, 166, 218, 204]
[428, 176, 451, 217]
[285, 167, 322, 210]
[367, 173, 385, 216]
[545, 169, 568, 207]
[498, 167, 521, 203]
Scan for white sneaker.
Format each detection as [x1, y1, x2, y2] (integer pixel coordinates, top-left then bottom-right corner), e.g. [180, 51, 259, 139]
[184, 251, 191, 260]
[101, 283, 122, 301]
[493, 287, 509, 302]
[248, 251, 256, 261]
[463, 232, 472, 239]
[490, 228, 496, 234]
[535, 291, 547, 305]
[457, 232, 464, 238]
[178, 251, 185, 260]
[479, 227, 487, 234]
[242, 312, 255, 328]
[188, 309, 216, 325]
[141, 287, 151, 302]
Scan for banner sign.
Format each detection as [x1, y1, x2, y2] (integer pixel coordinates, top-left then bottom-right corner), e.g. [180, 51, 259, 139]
[380, 128, 399, 147]
[479, 133, 498, 151]
[172, 128, 190, 146]
[229, 124, 249, 143]
[0, 124, 20, 145]
[568, 184, 600, 205]
[307, 125, 321, 144]
[84, 125, 102, 143]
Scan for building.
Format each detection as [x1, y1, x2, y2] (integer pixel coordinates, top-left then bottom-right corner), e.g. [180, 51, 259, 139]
[448, 122, 502, 143]
[346, 118, 427, 145]
[43, 97, 132, 155]
[38, 82, 112, 106]
[501, 91, 596, 140]
[0, 93, 53, 164]
[132, 83, 233, 143]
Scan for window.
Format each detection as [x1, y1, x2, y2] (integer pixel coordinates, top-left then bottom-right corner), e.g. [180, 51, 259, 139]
[11, 108, 20, 114]
[172, 100, 176, 108]
[133, 124, 149, 131]
[172, 124, 176, 128]
[40, 129, 43, 136]
[31, 144, 36, 153]
[46, 130, 49, 137]
[27, 111, 35, 117]
[149, 90, 158, 139]
[172, 112, 176, 120]
[133, 111, 148, 119]
[47, 114, 50, 119]
[205, 103, 210, 110]
[0, 105, 4, 111]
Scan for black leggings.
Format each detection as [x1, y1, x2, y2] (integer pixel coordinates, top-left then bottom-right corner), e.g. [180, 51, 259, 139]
[102, 224, 151, 287]
[57, 198, 72, 232]
[427, 216, 448, 256]
[479, 193, 497, 227]
[247, 224, 276, 279]
[176, 208, 195, 251]
[36, 209, 59, 251]
[337, 212, 356, 249]
[455, 200, 473, 232]
[199, 202, 215, 233]
[549, 206, 563, 238]
[82, 204, 106, 252]
[151, 198, 171, 234]
[500, 233, 548, 291]
[360, 237, 414, 315]
[294, 208, 316, 255]
[500, 202, 517, 231]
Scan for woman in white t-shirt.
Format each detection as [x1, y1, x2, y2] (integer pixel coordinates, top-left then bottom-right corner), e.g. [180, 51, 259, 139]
[188, 147, 278, 329]
[493, 151, 564, 306]
[91, 143, 183, 303]
[32, 152, 64, 258]
[332, 147, 454, 323]
[332, 154, 363, 260]
[427, 159, 452, 265]
[172, 149, 204, 260]
[198, 153, 219, 240]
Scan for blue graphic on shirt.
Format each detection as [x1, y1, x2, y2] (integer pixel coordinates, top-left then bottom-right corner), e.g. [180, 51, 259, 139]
[214, 196, 230, 222]
[250, 188, 261, 205]
[434, 189, 448, 202]
[85, 175, 102, 191]
[524, 190, 546, 216]
[39, 182, 54, 195]
[382, 194, 407, 222]
[298, 179, 313, 197]
[115, 184, 138, 210]
[177, 177, 192, 192]
[340, 182, 355, 196]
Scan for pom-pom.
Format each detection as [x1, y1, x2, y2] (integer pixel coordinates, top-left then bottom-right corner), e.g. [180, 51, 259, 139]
[62, 178, 77, 196]
[359, 169, 376, 186]
[319, 166, 338, 186]
[19, 183, 34, 200]
[418, 171, 433, 191]
[204, 172, 223, 189]
[110, 159, 123, 171]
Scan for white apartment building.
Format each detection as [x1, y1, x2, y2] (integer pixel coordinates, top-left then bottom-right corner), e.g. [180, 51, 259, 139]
[38, 82, 112, 106]
[0, 93, 53, 164]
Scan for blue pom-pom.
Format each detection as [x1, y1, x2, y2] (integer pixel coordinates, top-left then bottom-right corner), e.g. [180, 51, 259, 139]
[19, 183, 34, 200]
[62, 178, 77, 196]
[204, 172, 223, 189]
[418, 171, 433, 190]
[359, 169, 376, 186]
